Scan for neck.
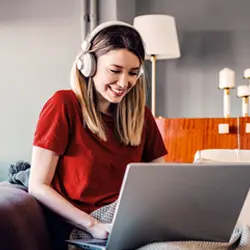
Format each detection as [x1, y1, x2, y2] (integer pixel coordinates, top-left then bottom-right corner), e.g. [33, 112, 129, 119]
[96, 93, 111, 115]
[99, 100, 117, 116]
[99, 102, 111, 115]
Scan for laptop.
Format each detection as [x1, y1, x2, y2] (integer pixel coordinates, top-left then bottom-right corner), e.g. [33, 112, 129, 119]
[66, 163, 250, 250]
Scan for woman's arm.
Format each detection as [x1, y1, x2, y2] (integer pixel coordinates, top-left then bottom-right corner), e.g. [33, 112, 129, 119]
[28, 146, 111, 239]
[151, 156, 165, 163]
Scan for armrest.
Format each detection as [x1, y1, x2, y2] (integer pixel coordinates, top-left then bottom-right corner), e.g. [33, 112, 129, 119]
[0, 183, 52, 250]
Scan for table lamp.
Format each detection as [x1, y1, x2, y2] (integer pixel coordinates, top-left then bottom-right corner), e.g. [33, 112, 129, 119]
[133, 14, 181, 116]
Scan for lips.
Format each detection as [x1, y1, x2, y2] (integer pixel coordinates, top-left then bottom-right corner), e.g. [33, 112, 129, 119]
[108, 86, 126, 97]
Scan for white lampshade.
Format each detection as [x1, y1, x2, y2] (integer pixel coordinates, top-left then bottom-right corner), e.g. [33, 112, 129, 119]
[133, 14, 181, 60]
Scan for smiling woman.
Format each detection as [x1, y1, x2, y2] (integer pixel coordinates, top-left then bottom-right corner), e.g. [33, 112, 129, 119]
[93, 49, 141, 109]
[73, 21, 146, 145]
[28, 20, 167, 250]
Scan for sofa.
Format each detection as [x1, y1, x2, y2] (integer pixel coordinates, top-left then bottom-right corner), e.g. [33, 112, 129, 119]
[0, 182, 52, 250]
[0, 182, 73, 250]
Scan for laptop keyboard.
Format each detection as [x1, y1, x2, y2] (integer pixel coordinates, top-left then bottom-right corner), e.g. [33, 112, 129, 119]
[86, 239, 107, 246]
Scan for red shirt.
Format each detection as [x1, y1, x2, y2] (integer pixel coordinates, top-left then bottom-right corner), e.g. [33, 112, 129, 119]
[33, 90, 167, 213]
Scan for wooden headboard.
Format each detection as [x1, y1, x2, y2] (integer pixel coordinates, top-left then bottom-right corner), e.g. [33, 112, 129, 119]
[155, 117, 250, 163]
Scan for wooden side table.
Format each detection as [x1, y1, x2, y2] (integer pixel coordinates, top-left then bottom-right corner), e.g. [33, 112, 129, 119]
[155, 117, 249, 163]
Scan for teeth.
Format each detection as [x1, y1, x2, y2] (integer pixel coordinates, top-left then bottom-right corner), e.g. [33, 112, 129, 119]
[110, 87, 124, 94]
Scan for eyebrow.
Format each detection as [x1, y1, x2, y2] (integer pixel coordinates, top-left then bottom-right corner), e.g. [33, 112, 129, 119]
[111, 64, 140, 70]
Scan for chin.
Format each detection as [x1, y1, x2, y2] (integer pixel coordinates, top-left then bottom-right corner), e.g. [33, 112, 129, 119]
[109, 98, 123, 104]
[106, 94, 126, 104]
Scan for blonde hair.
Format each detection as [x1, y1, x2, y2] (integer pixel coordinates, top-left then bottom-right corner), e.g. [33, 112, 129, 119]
[70, 25, 146, 146]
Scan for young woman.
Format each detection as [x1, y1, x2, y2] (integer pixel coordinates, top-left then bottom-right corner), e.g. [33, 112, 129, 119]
[28, 21, 167, 249]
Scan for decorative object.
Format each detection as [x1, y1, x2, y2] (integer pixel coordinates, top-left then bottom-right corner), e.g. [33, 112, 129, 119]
[133, 14, 180, 117]
[244, 68, 250, 81]
[237, 85, 250, 117]
[246, 123, 250, 133]
[219, 68, 235, 118]
[242, 69, 250, 131]
[218, 123, 229, 134]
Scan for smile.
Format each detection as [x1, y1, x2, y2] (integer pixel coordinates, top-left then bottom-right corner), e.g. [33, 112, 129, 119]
[109, 86, 126, 96]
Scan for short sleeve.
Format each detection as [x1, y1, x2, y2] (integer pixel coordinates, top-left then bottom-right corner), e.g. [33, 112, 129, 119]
[33, 91, 70, 155]
[142, 107, 168, 162]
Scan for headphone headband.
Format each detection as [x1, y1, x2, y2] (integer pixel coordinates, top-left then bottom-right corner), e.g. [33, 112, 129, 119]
[81, 20, 145, 52]
[77, 20, 145, 78]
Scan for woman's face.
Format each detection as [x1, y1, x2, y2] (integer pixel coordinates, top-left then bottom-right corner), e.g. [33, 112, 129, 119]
[92, 49, 141, 105]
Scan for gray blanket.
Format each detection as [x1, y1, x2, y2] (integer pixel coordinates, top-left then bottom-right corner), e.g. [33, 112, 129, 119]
[8, 161, 30, 190]
[69, 200, 250, 250]
[8, 162, 250, 250]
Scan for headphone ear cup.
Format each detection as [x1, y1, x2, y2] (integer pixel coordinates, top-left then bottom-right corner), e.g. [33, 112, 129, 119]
[138, 66, 144, 78]
[78, 52, 96, 77]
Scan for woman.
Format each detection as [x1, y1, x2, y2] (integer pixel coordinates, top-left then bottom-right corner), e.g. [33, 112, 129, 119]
[28, 21, 167, 249]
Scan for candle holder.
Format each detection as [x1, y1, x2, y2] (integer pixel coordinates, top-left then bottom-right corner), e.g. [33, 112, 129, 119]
[219, 68, 235, 118]
[237, 85, 250, 117]
[244, 68, 250, 84]
[219, 88, 234, 118]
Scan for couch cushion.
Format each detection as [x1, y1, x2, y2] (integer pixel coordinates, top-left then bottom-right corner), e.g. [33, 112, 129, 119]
[0, 183, 52, 250]
[194, 149, 250, 227]
[0, 163, 9, 182]
[194, 149, 250, 163]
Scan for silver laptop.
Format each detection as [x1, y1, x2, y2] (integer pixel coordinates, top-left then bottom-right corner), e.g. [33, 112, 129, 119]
[66, 163, 250, 250]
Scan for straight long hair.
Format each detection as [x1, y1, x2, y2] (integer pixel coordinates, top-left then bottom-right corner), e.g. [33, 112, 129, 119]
[71, 25, 146, 146]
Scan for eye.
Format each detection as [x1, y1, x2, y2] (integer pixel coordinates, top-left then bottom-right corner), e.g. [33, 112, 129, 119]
[110, 69, 121, 74]
[129, 71, 139, 76]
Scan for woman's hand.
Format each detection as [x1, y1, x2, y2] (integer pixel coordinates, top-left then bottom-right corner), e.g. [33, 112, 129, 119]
[86, 218, 112, 239]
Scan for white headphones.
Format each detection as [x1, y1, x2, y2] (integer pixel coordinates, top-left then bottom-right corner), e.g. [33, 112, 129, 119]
[77, 20, 145, 78]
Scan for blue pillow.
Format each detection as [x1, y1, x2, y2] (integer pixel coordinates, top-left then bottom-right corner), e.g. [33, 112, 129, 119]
[0, 163, 9, 182]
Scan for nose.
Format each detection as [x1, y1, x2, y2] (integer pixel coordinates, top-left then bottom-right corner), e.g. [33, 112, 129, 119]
[117, 73, 129, 89]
